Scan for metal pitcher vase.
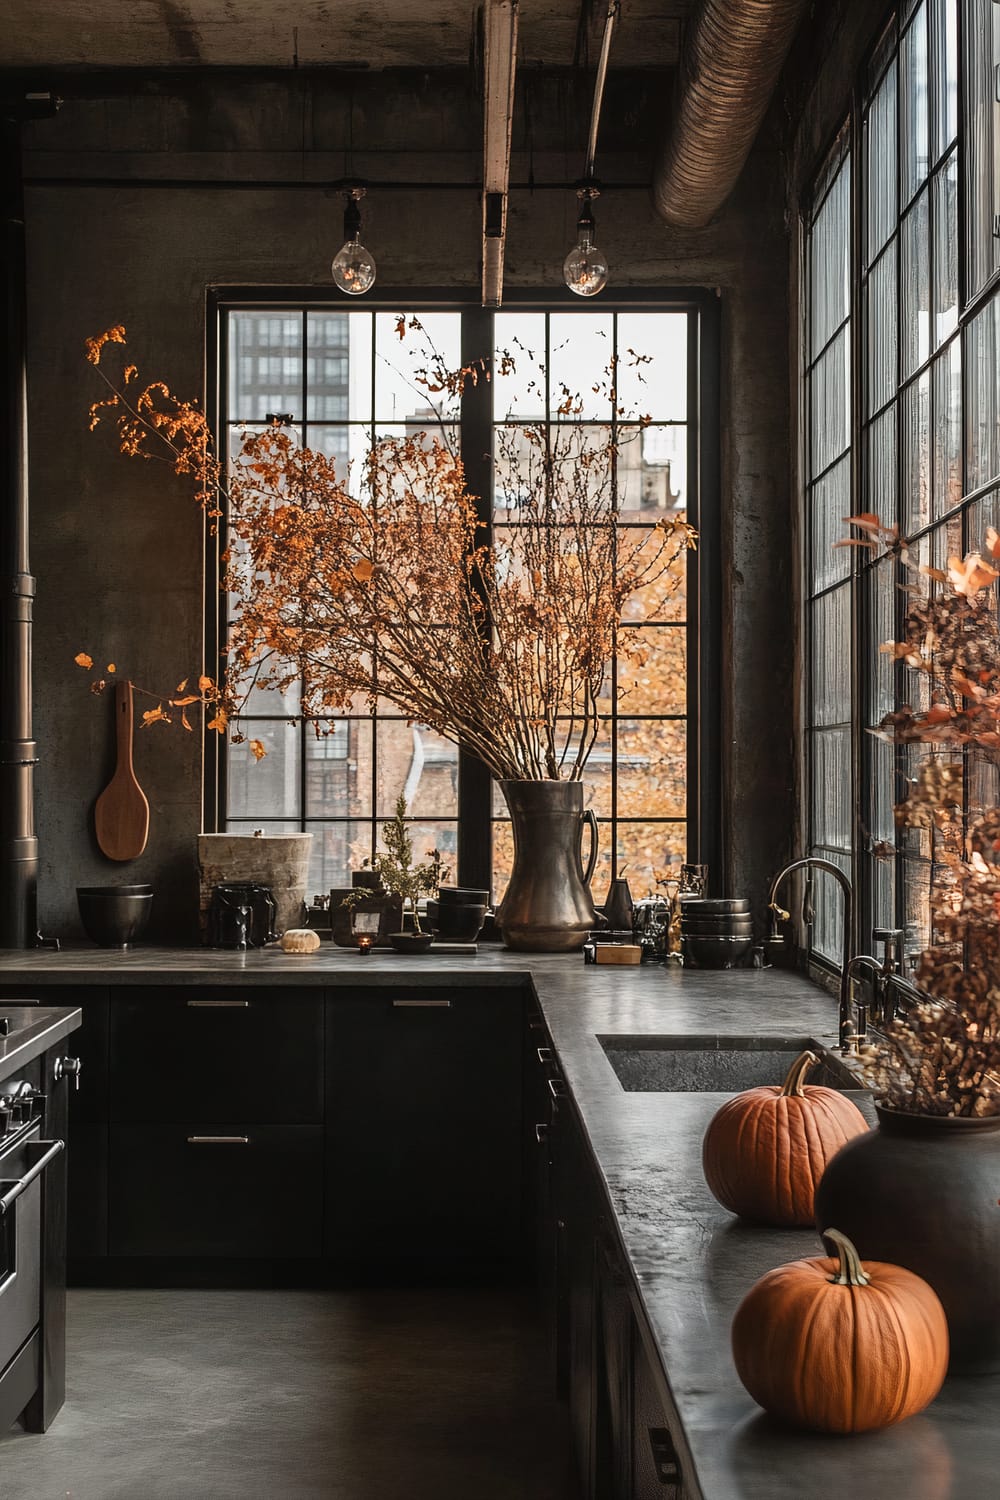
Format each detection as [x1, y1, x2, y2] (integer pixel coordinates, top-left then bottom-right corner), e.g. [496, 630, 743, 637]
[497, 780, 599, 952]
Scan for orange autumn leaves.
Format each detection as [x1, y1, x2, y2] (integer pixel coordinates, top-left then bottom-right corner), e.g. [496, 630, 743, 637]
[84, 322, 696, 782]
[842, 513, 1000, 750]
[73, 658, 223, 734]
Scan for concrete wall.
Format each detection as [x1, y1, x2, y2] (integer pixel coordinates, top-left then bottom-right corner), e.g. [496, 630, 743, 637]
[19, 66, 793, 941]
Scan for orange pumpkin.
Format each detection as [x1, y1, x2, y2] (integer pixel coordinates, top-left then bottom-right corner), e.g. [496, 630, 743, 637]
[702, 1049, 868, 1226]
[732, 1228, 949, 1434]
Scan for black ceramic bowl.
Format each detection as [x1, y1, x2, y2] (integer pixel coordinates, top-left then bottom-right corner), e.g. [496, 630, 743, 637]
[679, 897, 750, 914]
[682, 933, 754, 969]
[77, 885, 153, 949]
[681, 916, 754, 935]
[435, 902, 487, 943]
[437, 886, 490, 906]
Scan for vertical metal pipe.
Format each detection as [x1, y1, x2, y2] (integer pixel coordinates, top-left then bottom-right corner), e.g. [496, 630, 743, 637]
[0, 112, 39, 946]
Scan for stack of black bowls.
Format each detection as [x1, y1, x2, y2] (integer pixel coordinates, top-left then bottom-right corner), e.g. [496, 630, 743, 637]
[680, 897, 753, 969]
[433, 887, 489, 943]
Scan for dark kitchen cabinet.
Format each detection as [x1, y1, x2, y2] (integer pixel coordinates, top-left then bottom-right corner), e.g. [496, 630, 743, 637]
[107, 987, 323, 1259]
[109, 1123, 323, 1257]
[110, 988, 323, 1123]
[530, 1026, 686, 1500]
[325, 988, 525, 1272]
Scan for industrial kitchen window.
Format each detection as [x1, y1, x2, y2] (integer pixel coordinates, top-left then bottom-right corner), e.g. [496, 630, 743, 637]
[803, 133, 853, 967]
[802, 0, 1000, 969]
[209, 295, 716, 902]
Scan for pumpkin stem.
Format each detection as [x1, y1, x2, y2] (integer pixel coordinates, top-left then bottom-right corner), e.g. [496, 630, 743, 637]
[780, 1049, 819, 1097]
[823, 1228, 872, 1287]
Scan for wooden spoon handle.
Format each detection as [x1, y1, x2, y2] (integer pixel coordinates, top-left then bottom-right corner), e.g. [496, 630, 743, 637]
[115, 681, 135, 773]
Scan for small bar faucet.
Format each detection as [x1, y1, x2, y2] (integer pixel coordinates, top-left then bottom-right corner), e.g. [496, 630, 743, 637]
[767, 856, 856, 1055]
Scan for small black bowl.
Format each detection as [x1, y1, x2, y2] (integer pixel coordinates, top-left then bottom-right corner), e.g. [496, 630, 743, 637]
[388, 931, 434, 955]
[77, 885, 153, 949]
[437, 886, 490, 906]
[435, 903, 486, 943]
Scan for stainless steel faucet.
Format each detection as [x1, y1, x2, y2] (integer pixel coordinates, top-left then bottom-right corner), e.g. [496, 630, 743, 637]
[767, 856, 856, 1054]
[849, 928, 925, 1032]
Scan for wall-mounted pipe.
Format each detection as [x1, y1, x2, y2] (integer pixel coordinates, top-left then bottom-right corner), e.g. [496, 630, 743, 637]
[0, 113, 38, 946]
[653, 0, 809, 229]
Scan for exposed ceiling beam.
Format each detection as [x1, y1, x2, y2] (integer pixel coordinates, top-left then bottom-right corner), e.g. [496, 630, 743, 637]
[481, 0, 519, 308]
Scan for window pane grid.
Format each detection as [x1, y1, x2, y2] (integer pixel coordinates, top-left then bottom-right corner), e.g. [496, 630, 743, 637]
[804, 0, 987, 968]
[223, 304, 694, 895]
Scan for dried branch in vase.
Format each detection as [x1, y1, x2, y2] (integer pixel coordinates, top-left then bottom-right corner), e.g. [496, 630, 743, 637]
[83, 322, 696, 784]
[842, 513, 1000, 1115]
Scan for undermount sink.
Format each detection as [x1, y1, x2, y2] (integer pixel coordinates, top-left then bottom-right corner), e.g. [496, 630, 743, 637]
[597, 1034, 863, 1093]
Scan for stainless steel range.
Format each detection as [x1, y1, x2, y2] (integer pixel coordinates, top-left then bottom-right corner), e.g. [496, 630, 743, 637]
[0, 1003, 82, 1434]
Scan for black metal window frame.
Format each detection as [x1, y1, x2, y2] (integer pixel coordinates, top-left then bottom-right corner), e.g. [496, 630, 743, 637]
[204, 286, 721, 895]
[803, 0, 998, 968]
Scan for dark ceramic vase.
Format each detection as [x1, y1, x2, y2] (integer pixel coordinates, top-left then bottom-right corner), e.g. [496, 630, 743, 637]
[816, 1105, 1000, 1374]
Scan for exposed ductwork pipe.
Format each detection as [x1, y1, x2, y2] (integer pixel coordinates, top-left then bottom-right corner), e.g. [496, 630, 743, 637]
[653, 0, 809, 230]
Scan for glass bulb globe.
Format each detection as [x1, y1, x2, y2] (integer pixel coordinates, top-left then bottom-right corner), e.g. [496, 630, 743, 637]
[331, 236, 377, 295]
[563, 232, 608, 297]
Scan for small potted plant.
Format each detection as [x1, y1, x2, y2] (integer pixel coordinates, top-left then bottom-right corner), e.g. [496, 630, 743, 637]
[343, 795, 448, 955]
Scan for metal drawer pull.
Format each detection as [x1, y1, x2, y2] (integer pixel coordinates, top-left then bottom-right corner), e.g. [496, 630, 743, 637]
[535, 1122, 549, 1143]
[391, 999, 452, 1008]
[537, 1046, 553, 1064]
[547, 1076, 566, 1100]
[186, 999, 250, 1008]
[186, 1135, 250, 1145]
[0, 1139, 65, 1215]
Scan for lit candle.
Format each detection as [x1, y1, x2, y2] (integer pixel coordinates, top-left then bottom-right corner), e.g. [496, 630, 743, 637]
[357, 934, 374, 956]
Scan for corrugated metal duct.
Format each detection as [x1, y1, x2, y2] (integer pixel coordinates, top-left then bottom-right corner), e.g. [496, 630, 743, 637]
[653, 0, 809, 229]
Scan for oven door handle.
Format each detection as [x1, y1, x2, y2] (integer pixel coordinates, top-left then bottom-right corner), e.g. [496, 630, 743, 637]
[0, 1139, 65, 1216]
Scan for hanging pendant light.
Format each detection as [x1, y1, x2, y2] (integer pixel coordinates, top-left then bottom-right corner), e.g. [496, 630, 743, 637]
[562, 1, 618, 297]
[563, 185, 608, 297]
[331, 186, 376, 295]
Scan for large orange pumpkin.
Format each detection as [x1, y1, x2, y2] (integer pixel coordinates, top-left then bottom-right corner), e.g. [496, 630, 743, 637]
[732, 1228, 949, 1434]
[702, 1049, 868, 1226]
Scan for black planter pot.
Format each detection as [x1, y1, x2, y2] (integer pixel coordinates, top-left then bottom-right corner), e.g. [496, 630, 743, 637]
[816, 1105, 1000, 1374]
[388, 931, 434, 955]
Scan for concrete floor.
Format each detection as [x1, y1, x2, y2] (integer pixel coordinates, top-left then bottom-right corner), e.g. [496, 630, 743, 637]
[0, 1287, 579, 1500]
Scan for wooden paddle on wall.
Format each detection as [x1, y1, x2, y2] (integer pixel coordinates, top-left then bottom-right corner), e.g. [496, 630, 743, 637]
[94, 680, 150, 861]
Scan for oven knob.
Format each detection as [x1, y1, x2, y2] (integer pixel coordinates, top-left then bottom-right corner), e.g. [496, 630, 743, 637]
[54, 1056, 82, 1090]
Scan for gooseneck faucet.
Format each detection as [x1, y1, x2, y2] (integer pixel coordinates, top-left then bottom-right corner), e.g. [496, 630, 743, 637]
[767, 857, 856, 1055]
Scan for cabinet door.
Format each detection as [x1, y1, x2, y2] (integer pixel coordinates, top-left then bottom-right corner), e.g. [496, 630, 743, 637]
[110, 988, 323, 1123]
[109, 1124, 323, 1256]
[527, 1021, 570, 1397]
[597, 1230, 634, 1500]
[632, 1325, 685, 1500]
[67, 1123, 108, 1260]
[325, 989, 523, 1269]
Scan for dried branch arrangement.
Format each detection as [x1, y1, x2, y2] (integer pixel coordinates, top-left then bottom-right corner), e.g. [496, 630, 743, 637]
[844, 514, 1000, 1115]
[82, 322, 696, 782]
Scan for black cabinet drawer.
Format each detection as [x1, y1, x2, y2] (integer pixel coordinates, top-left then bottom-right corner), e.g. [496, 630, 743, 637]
[110, 989, 323, 1123]
[109, 1124, 323, 1257]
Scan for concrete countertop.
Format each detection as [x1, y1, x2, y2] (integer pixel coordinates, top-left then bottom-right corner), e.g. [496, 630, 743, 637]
[0, 946, 994, 1498]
